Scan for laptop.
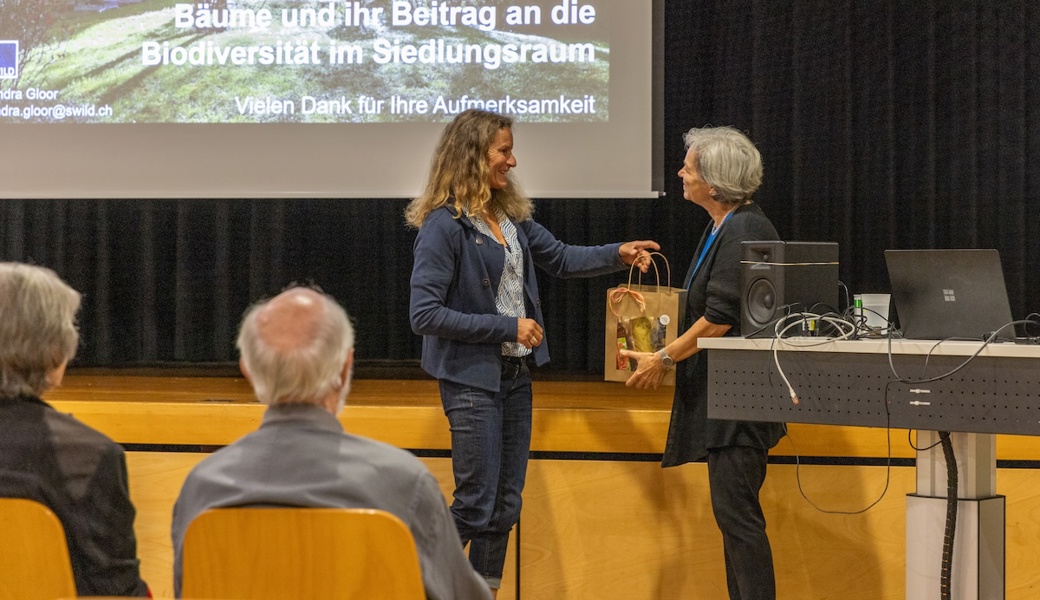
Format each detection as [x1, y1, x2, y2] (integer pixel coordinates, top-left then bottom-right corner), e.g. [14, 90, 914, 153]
[884, 249, 1016, 341]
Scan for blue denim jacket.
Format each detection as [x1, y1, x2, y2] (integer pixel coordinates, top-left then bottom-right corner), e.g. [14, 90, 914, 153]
[410, 206, 625, 392]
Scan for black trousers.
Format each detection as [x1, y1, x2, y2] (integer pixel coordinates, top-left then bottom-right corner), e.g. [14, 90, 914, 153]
[708, 445, 776, 600]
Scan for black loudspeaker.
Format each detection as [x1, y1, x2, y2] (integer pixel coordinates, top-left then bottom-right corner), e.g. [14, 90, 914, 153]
[740, 241, 839, 338]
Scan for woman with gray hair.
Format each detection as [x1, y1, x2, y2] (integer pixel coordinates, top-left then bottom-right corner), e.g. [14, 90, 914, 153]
[622, 127, 786, 600]
[0, 262, 149, 597]
[0, 263, 80, 397]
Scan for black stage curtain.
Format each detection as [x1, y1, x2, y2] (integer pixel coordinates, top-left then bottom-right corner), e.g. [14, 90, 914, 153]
[3, 0, 1039, 372]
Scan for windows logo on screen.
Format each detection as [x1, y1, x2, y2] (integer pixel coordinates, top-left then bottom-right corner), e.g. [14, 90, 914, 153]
[0, 41, 19, 80]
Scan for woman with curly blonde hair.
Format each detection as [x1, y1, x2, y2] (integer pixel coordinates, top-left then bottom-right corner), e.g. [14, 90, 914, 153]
[405, 109, 532, 228]
[407, 109, 657, 595]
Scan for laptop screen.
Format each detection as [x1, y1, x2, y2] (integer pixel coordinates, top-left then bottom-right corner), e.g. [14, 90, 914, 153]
[884, 249, 1015, 340]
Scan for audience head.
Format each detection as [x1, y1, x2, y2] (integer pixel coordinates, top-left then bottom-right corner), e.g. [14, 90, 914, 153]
[236, 286, 355, 413]
[406, 108, 532, 228]
[0, 263, 81, 397]
[682, 126, 763, 206]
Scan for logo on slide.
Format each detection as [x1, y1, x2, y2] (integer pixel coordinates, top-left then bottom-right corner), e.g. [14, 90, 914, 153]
[0, 41, 18, 79]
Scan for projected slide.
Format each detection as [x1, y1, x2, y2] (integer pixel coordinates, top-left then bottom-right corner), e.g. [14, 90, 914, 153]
[0, 0, 609, 124]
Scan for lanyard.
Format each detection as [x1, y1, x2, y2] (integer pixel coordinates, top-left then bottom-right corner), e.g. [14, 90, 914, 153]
[685, 211, 734, 289]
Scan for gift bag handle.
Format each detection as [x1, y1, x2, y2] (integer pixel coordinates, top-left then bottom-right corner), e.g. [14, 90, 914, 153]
[609, 252, 673, 318]
[626, 251, 672, 291]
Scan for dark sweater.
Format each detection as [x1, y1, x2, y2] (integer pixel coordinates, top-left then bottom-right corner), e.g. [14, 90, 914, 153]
[0, 394, 148, 596]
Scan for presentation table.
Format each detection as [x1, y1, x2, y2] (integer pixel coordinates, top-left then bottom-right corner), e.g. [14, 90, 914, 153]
[698, 336, 1040, 600]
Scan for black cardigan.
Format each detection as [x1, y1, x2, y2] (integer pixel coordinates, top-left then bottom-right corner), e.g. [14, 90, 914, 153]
[663, 202, 787, 467]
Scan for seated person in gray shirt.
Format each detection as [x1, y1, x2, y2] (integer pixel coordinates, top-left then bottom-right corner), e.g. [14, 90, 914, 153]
[170, 285, 491, 600]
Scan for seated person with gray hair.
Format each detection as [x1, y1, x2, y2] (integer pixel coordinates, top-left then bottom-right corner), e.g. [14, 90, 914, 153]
[0, 262, 150, 597]
[171, 286, 491, 600]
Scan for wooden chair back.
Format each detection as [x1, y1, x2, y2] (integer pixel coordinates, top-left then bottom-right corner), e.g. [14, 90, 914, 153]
[182, 507, 425, 600]
[0, 497, 77, 600]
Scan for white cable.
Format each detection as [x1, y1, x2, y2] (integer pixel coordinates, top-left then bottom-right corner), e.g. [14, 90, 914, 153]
[770, 312, 857, 404]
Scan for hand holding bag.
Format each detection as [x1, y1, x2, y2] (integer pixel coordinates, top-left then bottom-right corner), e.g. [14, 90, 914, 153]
[604, 252, 686, 386]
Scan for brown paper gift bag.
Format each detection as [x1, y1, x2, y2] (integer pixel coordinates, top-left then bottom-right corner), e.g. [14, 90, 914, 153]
[604, 253, 687, 386]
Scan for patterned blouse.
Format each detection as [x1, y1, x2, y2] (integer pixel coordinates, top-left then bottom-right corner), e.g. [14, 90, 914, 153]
[468, 209, 531, 357]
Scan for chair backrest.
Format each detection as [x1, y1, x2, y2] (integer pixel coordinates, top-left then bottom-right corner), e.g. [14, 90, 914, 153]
[0, 497, 77, 600]
[182, 507, 426, 600]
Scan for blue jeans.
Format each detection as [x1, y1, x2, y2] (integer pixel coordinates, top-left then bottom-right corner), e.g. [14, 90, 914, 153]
[439, 362, 533, 589]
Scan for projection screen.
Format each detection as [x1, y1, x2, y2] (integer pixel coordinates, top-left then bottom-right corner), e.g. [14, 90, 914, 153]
[0, 0, 661, 199]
